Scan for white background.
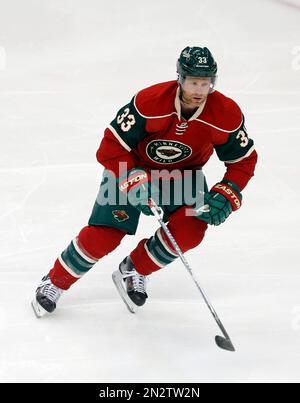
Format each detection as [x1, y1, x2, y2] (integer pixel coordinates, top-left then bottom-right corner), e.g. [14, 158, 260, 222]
[0, 0, 300, 383]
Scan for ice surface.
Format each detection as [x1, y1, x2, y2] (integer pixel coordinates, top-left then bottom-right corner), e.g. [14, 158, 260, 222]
[0, 0, 300, 383]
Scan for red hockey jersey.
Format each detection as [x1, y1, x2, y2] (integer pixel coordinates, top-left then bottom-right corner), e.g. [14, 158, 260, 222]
[97, 80, 257, 191]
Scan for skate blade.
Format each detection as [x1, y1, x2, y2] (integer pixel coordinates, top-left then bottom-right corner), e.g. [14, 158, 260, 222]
[112, 270, 138, 314]
[31, 298, 48, 318]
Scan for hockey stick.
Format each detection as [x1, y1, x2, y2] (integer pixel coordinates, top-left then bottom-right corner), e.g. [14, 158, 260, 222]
[148, 198, 235, 352]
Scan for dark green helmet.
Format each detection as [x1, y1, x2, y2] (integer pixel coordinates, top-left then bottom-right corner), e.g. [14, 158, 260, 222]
[177, 46, 218, 81]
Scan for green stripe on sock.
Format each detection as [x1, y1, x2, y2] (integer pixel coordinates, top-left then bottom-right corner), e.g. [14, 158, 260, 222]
[154, 231, 177, 259]
[61, 242, 95, 276]
[147, 236, 177, 266]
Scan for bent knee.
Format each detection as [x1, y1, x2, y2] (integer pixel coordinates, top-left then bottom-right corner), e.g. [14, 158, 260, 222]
[78, 225, 127, 259]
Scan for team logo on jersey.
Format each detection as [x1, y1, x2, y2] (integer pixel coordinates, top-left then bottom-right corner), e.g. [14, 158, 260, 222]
[146, 140, 192, 164]
[112, 210, 129, 222]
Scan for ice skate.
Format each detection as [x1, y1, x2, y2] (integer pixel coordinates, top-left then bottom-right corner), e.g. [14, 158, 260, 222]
[31, 274, 64, 318]
[112, 256, 148, 313]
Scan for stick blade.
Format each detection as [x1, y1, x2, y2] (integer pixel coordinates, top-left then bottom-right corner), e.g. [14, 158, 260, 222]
[215, 335, 235, 352]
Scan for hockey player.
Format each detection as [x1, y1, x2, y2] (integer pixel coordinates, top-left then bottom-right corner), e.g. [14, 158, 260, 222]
[32, 46, 257, 317]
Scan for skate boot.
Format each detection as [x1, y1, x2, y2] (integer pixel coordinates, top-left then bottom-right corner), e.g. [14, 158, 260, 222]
[31, 274, 63, 318]
[112, 256, 148, 313]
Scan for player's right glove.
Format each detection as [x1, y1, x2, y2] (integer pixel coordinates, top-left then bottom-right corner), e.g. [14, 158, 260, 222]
[118, 167, 159, 216]
[193, 180, 242, 226]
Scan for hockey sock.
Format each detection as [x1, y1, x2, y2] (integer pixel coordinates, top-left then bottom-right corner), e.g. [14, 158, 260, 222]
[50, 225, 126, 290]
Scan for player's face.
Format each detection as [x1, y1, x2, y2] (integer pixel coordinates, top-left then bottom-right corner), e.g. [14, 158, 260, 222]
[181, 76, 212, 107]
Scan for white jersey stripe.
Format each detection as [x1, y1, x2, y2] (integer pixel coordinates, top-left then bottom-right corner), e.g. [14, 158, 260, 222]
[195, 118, 243, 133]
[108, 125, 132, 152]
[134, 94, 178, 120]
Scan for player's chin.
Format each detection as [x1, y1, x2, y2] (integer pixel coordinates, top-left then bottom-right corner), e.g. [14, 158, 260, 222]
[191, 98, 204, 106]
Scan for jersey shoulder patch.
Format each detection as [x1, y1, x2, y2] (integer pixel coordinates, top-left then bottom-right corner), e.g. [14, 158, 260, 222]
[109, 97, 147, 151]
[213, 114, 255, 163]
[134, 80, 178, 118]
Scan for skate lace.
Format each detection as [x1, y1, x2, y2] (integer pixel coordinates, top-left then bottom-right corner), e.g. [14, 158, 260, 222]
[122, 269, 147, 294]
[41, 280, 63, 303]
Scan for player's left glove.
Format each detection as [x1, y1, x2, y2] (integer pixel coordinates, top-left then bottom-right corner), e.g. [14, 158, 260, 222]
[118, 167, 159, 216]
[194, 180, 242, 226]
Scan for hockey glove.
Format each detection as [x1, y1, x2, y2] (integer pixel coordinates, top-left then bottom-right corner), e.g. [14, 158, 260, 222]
[118, 168, 158, 216]
[194, 180, 242, 226]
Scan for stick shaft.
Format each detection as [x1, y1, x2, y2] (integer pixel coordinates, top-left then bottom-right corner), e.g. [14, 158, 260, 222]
[149, 198, 232, 342]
